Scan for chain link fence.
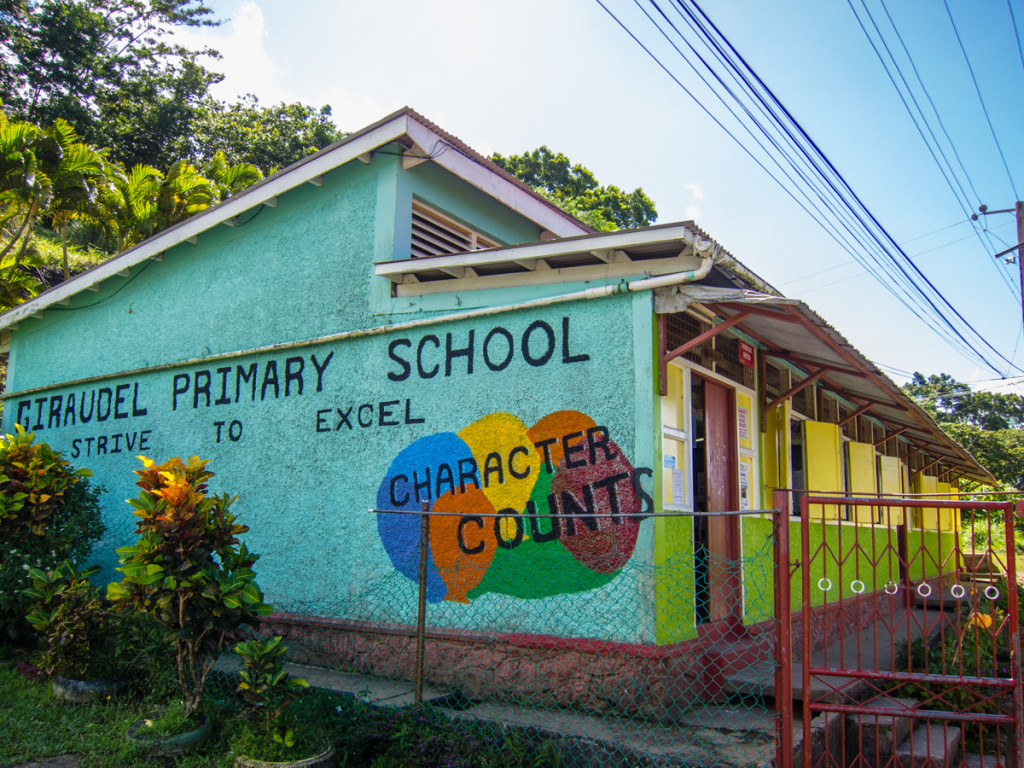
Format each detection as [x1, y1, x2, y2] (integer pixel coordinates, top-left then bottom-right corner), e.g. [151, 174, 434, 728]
[208, 510, 782, 768]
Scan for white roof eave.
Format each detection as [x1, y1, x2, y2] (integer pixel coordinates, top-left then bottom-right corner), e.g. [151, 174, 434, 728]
[375, 221, 708, 279]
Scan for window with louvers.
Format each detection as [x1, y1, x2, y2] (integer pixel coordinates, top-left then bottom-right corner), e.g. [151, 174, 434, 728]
[411, 201, 498, 258]
[792, 384, 815, 419]
[663, 312, 754, 388]
[765, 361, 785, 400]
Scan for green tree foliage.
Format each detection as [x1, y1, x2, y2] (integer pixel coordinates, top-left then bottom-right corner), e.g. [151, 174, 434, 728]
[0, 0, 219, 169]
[902, 372, 1024, 490]
[0, 111, 119, 296]
[943, 423, 1024, 493]
[0, 2, 342, 175]
[189, 95, 346, 173]
[491, 146, 657, 231]
[110, 155, 261, 249]
[0, 426, 103, 644]
[0, 105, 262, 306]
[902, 372, 1024, 431]
[96, 58, 221, 171]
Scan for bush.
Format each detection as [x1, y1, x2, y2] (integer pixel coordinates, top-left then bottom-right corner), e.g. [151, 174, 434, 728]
[0, 427, 103, 644]
[24, 560, 120, 678]
[901, 589, 1019, 754]
[233, 635, 311, 760]
[107, 455, 271, 716]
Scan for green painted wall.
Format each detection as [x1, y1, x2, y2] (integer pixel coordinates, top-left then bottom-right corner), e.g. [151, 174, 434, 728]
[740, 518, 959, 619]
[905, 529, 958, 583]
[741, 517, 775, 624]
[4, 155, 662, 644]
[13, 160, 382, 390]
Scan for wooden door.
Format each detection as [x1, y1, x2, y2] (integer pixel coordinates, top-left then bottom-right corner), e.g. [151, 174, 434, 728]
[692, 375, 742, 624]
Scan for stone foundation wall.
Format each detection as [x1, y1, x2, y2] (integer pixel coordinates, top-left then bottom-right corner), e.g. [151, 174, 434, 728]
[260, 613, 710, 721]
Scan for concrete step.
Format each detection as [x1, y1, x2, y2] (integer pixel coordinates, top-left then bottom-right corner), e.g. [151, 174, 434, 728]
[916, 588, 976, 612]
[721, 660, 873, 705]
[961, 752, 1007, 768]
[916, 579, 1006, 612]
[848, 697, 917, 764]
[894, 723, 961, 768]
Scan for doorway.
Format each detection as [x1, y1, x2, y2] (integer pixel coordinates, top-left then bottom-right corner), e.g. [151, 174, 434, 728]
[690, 375, 742, 625]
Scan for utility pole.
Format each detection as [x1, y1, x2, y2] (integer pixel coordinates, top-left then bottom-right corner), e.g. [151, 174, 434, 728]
[972, 203, 1024, 333]
[1017, 201, 1023, 335]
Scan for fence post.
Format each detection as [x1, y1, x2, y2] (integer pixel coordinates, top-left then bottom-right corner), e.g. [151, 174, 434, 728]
[414, 500, 429, 705]
[773, 490, 793, 768]
[1009, 501, 1023, 768]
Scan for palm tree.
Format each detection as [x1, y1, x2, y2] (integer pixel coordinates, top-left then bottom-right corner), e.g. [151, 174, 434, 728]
[155, 160, 214, 230]
[41, 120, 117, 280]
[111, 163, 163, 250]
[203, 151, 262, 204]
[0, 112, 51, 265]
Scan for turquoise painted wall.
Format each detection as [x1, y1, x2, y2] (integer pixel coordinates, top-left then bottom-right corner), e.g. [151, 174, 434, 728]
[4, 156, 660, 644]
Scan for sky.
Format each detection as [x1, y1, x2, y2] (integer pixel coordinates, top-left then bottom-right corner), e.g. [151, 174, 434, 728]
[175, 0, 1024, 394]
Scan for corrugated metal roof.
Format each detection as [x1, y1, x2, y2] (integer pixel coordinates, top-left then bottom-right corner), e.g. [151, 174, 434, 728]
[655, 284, 996, 485]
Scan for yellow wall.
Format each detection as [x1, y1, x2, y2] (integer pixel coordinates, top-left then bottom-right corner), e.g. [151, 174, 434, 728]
[761, 402, 789, 504]
[804, 420, 844, 519]
[877, 455, 905, 526]
[660, 365, 687, 509]
[736, 392, 756, 509]
[911, 473, 940, 529]
[937, 481, 957, 531]
[845, 441, 877, 523]
[656, 364, 695, 643]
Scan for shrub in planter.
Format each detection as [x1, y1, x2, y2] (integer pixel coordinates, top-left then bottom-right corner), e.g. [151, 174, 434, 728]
[126, 699, 216, 756]
[231, 635, 336, 767]
[107, 455, 271, 719]
[24, 559, 126, 699]
[0, 426, 103, 644]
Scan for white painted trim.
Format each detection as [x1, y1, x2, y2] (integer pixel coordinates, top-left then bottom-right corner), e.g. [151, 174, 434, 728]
[394, 255, 705, 297]
[405, 121, 588, 239]
[663, 426, 688, 442]
[377, 222, 706, 280]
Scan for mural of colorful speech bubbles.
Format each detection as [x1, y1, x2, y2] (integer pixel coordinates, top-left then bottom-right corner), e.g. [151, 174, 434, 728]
[375, 411, 652, 603]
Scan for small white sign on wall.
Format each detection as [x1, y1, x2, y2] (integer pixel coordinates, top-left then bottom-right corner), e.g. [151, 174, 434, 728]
[673, 468, 686, 507]
[739, 460, 751, 510]
[737, 406, 750, 441]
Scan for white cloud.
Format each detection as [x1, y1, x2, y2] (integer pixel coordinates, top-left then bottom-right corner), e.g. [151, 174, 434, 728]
[686, 205, 702, 219]
[309, 86, 399, 131]
[973, 374, 1024, 395]
[685, 183, 705, 200]
[173, 2, 291, 104]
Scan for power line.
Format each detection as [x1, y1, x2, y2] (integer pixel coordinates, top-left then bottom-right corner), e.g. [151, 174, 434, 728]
[899, 217, 973, 246]
[595, 0, 1022, 376]
[851, 0, 1020, 301]
[1008, 0, 1024, 79]
[942, 0, 1020, 199]
[683, 0, 1020, 374]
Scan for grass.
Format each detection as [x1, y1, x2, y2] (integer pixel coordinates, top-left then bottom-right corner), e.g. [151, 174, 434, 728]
[0, 662, 228, 768]
[0, 658, 563, 768]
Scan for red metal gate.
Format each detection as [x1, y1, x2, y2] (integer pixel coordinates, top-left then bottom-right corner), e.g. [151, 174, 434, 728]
[776, 493, 1023, 768]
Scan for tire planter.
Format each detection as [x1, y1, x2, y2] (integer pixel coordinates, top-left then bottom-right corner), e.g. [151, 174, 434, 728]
[126, 711, 214, 756]
[234, 743, 337, 768]
[51, 675, 130, 704]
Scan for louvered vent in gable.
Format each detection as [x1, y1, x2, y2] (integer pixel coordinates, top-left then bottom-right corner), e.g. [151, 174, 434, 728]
[411, 201, 498, 258]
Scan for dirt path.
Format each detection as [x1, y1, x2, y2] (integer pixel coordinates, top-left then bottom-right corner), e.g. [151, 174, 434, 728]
[8, 757, 81, 768]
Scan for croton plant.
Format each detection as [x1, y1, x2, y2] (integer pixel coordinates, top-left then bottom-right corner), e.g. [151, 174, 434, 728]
[108, 456, 271, 716]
